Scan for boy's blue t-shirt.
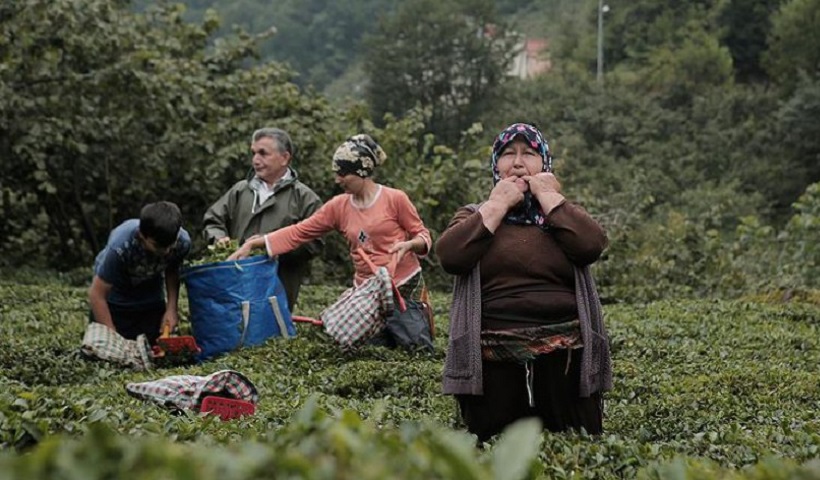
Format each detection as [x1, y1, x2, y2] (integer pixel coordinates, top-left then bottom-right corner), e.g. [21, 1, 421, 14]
[93, 219, 192, 309]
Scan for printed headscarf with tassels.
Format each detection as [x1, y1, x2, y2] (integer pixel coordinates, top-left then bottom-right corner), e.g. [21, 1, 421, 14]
[490, 122, 554, 230]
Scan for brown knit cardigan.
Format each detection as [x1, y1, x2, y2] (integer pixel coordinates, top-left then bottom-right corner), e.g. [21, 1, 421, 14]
[441, 257, 613, 397]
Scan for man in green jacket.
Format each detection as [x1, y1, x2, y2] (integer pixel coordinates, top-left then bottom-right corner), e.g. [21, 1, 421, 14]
[203, 127, 323, 310]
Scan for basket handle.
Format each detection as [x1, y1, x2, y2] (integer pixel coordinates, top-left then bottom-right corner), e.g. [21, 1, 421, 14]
[356, 247, 380, 275]
[356, 247, 406, 312]
[293, 315, 324, 326]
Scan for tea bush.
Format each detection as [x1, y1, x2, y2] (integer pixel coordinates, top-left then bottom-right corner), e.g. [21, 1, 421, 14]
[1, 271, 819, 478]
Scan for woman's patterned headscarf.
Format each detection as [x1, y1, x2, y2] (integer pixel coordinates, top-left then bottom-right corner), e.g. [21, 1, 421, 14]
[490, 123, 554, 230]
[331, 134, 387, 178]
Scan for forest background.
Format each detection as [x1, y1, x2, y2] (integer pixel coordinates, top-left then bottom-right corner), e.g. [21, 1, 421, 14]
[2, 1, 820, 477]
[1, 0, 818, 301]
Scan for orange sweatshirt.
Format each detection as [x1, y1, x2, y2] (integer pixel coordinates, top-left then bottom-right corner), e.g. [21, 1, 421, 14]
[265, 185, 431, 286]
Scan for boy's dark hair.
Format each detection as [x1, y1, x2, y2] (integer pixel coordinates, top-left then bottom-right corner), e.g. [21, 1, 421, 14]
[139, 201, 182, 247]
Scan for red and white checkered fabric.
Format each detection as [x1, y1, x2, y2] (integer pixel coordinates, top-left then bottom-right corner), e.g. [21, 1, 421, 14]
[81, 322, 153, 371]
[125, 370, 258, 412]
[321, 266, 395, 349]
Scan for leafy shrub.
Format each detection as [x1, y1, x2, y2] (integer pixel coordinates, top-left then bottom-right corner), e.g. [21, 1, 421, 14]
[596, 182, 820, 303]
[0, 405, 544, 480]
[2, 271, 820, 477]
[730, 182, 820, 293]
[638, 457, 820, 480]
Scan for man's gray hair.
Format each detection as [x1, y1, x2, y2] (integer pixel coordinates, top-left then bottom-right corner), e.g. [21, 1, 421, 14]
[252, 128, 294, 156]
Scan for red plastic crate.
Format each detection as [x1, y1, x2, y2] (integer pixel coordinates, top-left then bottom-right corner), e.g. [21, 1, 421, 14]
[199, 396, 256, 421]
[157, 325, 200, 355]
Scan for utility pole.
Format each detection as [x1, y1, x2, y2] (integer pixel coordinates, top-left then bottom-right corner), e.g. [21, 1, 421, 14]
[597, 0, 609, 84]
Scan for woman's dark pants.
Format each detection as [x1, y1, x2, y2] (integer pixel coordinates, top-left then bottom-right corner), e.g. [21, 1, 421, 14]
[456, 348, 603, 443]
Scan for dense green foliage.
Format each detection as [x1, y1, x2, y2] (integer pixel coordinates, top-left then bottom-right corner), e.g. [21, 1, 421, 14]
[2, 271, 819, 477]
[764, 0, 820, 91]
[132, 0, 403, 91]
[0, 0, 336, 269]
[3, 0, 820, 477]
[363, 0, 518, 144]
[0, 418, 545, 479]
[132, 0, 540, 93]
[2, 0, 818, 298]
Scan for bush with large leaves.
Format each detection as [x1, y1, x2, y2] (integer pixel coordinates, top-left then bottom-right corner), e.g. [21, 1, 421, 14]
[0, 0, 496, 289]
[0, 0, 334, 269]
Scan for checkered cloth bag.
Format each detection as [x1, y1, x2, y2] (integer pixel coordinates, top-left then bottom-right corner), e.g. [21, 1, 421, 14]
[81, 322, 153, 371]
[125, 370, 258, 412]
[320, 266, 395, 350]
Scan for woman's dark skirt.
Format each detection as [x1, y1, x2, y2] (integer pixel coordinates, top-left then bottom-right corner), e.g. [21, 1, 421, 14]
[456, 347, 602, 443]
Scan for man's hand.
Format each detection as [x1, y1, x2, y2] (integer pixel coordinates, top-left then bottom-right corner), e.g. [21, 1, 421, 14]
[215, 236, 232, 246]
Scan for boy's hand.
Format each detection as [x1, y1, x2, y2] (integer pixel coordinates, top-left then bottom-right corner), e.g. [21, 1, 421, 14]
[162, 311, 179, 334]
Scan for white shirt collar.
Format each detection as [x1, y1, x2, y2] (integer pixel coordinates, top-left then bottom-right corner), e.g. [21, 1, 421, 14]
[250, 168, 293, 207]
